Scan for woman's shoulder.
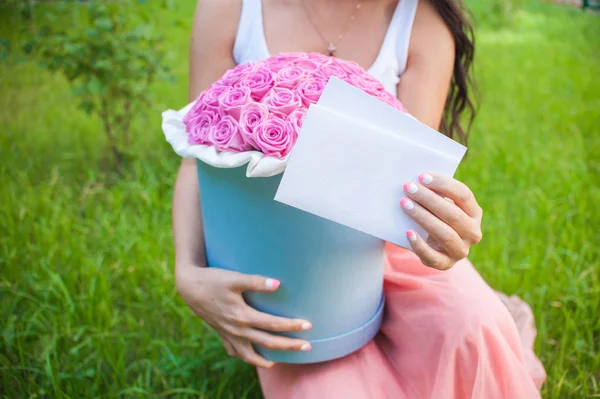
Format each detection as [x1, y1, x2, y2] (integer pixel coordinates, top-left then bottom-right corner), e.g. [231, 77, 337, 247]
[192, 0, 243, 43]
[195, 0, 241, 15]
[189, 0, 242, 97]
[409, 0, 455, 62]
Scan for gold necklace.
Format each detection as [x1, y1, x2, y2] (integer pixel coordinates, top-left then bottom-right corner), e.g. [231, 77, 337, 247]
[301, 0, 363, 57]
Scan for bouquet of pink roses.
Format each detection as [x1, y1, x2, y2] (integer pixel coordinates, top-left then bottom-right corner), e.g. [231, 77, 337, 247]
[176, 52, 405, 163]
[161, 53, 406, 364]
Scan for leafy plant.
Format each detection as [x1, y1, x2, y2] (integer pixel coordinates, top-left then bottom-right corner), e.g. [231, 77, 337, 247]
[0, 38, 10, 61]
[0, 0, 35, 20]
[26, 0, 174, 171]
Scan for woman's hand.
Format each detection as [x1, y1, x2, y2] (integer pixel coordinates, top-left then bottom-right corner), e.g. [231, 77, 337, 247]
[175, 264, 312, 368]
[400, 173, 483, 270]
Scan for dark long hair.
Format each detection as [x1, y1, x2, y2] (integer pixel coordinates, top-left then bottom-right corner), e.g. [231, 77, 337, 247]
[430, 0, 476, 146]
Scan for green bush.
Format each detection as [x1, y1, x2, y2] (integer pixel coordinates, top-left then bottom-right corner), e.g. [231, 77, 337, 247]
[25, 1, 174, 172]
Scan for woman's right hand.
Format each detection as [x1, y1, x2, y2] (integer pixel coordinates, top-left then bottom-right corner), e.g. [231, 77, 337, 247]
[175, 263, 313, 368]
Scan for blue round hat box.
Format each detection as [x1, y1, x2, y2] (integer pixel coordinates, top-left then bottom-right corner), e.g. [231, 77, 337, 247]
[197, 160, 385, 363]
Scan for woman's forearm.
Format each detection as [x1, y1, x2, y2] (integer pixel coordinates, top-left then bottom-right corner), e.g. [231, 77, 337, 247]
[171, 0, 238, 269]
[172, 158, 207, 268]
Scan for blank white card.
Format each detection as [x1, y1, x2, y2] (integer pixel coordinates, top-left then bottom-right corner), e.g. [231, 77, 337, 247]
[317, 77, 467, 162]
[274, 104, 461, 249]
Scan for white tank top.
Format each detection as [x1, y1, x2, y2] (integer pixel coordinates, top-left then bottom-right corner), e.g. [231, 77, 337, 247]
[233, 0, 419, 95]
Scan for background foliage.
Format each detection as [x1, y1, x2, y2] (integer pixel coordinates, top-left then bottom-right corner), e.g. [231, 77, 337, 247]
[23, 1, 174, 171]
[1, 0, 599, 398]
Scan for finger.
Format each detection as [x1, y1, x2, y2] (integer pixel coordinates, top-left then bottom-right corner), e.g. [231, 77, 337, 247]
[403, 181, 478, 241]
[235, 341, 275, 369]
[219, 334, 238, 358]
[246, 307, 312, 332]
[406, 230, 454, 270]
[244, 328, 311, 351]
[230, 272, 281, 293]
[400, 198, 469, 260]
[418, 173, 482, 219]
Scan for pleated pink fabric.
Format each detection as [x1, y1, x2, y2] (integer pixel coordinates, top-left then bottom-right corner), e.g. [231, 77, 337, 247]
[258, 244, 545, 398]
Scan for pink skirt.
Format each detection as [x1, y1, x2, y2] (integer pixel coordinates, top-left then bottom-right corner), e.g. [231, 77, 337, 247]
[258, 244, 546, 398]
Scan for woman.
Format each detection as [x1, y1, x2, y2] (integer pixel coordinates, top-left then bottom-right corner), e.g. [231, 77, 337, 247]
[173, 0, 546, 397]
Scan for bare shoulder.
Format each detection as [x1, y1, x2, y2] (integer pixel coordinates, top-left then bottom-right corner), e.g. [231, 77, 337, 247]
[191, 0, 242, 51]
[408, 0, 455, 64]
[189, 0, 241, 99]
[397, 0, 458, 129]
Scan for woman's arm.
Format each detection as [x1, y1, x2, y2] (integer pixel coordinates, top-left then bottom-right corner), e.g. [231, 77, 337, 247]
[397, 0, 483, 270]
[172, 1, 311, 368]
[172, 0, 239, 269]
[397, 0, 454, 130]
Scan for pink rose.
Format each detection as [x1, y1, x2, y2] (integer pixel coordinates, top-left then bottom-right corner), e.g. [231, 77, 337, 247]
[202, 84, 230, 107]
[238, 69, 276, 101]
[254, 117, 297, 159]
[357, 72, 386, 91]
[269, 52, 308, 62]
[378, 92, 407, 112]
[291, 58, 320, 71]
[183, 98, 204, 127]
[184, 90, 215, 125]
[262, 87, 303, 116]
[239, 102, 269, 148]
[219, 62, 256, 86]
[307, 52, 329, 62]
[316, 59, 348, 81]
[346, 73, 386, 98]
[218, 86, 251, 121]
[209, 115, 252, 152]
[267, 53, 308, 63]
[337, 59, 367, 77]
[275, 66, 307, 89]
[264, 53, 306, 72]
[288, 109, 306, 136]
[297, 78, 327, 107]
[186, 105, 222, 145]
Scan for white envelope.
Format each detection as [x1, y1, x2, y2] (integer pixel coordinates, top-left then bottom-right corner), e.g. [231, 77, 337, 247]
[274, 104, 461, 249]
[317, 77, 467, 162]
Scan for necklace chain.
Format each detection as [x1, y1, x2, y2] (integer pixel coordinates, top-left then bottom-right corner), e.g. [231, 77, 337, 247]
[301, 0, 363, 56]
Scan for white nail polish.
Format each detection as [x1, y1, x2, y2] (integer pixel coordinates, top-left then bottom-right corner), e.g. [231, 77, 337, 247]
[302, 322, 312, 330]
[407, 231, 417, 242]
[301, 343, 312, 351]
[265, 278, 279, 289]
[405, 182, 418, 194]
[420, 174, 433, 185]
[401, 198, 414, 211]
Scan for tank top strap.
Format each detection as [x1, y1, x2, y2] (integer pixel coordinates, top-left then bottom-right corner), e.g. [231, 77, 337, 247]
[368, 0, 418, 90]
[233, 0, 270, 65]
[392, 0, 419, 75]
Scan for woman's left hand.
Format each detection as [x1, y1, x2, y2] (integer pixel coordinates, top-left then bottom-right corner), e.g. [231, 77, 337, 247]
[400, 173, 483, 270]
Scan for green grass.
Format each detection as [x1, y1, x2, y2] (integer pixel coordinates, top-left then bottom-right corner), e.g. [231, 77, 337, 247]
[1, 1, 599, 398]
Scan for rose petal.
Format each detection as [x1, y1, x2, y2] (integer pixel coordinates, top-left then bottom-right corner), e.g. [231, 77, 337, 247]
[254, 118, 297, 159]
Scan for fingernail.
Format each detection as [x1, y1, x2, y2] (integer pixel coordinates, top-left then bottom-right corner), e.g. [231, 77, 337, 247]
[419, 173, 433, 185]
[265, 278, 280, 289]
[301, 322, 312, 330]
[400, 198, 414, 211]
[301, 343, 312, 351]
[403, 182, 418, 195]
[406, 230, 417, 242]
